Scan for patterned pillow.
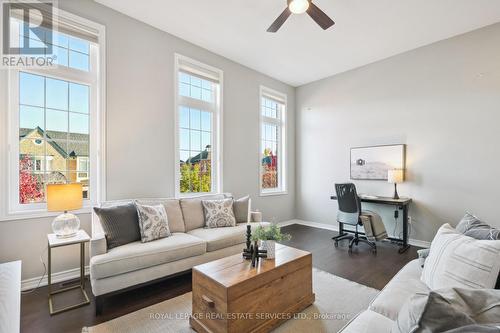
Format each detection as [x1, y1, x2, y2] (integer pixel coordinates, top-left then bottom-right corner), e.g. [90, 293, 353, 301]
[202, 199, 236, 228]
[135, 202, 171, 242]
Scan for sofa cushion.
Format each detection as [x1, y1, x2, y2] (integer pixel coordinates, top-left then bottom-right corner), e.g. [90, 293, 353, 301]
[180, 194, 225, 231]
[188, 222, 264, 252]
[369, 259, 428, 321]
[421, 224, 500, 290]
[456, 213, 500, 240]
[90, 233, 206, 279]
[339, 310, 393, 333]
[136, 199, 185, 233]
[93, 203, 141, 250]
[233, 196, 251, 223]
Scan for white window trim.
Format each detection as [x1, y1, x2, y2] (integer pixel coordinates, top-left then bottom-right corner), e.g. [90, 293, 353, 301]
[174, 54, 223, 198]
[259, 86, 287, 197]
[0, 8, 106, 221]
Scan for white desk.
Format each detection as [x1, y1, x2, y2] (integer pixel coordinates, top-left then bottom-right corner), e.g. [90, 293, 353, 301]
[0, 261, 21, 333]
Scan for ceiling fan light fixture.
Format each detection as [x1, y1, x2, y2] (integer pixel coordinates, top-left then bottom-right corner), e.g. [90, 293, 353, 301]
[289, 0, 309, 14]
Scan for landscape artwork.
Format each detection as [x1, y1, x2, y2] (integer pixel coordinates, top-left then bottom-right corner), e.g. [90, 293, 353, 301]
[350, 144, 406, 180]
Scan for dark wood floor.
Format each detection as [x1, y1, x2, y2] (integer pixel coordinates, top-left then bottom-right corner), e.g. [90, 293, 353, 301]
[20, 224, 419, 333]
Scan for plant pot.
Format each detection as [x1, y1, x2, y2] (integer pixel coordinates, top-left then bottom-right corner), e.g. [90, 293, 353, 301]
[260, 240, 276, 259]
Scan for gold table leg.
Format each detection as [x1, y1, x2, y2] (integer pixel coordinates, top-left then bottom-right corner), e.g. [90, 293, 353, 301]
[48, 241, 90, 315]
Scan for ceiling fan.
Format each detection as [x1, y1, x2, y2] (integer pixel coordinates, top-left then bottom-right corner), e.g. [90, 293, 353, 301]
[267, 0, 335, 33]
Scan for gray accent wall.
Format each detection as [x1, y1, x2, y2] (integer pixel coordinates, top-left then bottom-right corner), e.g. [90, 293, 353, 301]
[296, 23, 500, 242]
[0, 0, 295, 281]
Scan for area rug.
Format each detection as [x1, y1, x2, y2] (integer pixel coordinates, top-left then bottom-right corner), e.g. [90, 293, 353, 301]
[83, 269, 379, 333]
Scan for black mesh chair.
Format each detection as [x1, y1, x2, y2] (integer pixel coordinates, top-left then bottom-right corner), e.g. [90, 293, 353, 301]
[332, 183, 377, 253]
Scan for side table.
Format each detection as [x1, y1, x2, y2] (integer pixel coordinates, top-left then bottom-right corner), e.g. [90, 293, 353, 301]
[47, 230, 90, 315]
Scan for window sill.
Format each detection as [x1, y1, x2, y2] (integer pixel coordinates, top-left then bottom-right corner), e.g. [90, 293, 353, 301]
[259, 190, 288, 197]
[0, 207, 92, 222]
[176, 192, 221, 199]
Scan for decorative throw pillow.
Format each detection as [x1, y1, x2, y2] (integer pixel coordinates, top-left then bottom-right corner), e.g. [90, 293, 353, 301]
[456, 213, 500, 240]
[202, 198, 236, 228]
[135, 202, 171, 243]
[421, 224, 500, 290]
[443, 324, 500, 333]
[233, 196, 251, 223]
[93, 203, 141, 250]
[392, 288, 500, 333]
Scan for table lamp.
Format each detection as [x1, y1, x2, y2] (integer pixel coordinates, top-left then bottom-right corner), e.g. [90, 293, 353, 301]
[387, 169, 404, 200]
[47, 183, 83, 238]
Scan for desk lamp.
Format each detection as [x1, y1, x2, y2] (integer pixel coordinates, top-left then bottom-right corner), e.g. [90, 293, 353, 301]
[387, 169, 404, 200]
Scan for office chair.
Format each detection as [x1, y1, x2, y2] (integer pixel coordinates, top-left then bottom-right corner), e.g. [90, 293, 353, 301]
[332, 183, 377, 253]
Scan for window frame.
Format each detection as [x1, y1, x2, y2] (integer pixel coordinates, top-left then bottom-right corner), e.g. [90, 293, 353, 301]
[1, 9, 106, 221]
[174, 54, 223, 198]
[259, 86, 287, 196]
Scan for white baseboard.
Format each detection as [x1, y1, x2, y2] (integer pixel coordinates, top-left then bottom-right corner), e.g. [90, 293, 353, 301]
[22, 266, 90, 291]
[280, 219, 431, 248]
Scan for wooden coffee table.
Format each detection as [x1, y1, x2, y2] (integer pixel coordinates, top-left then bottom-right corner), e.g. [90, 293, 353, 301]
[190, 244, 315, 333]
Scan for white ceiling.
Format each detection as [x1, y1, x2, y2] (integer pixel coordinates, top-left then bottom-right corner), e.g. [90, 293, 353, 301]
[95, 0, 500, 87]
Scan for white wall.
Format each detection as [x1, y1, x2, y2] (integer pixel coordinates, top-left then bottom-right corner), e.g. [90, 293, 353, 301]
[0, 0, 295, 281]
[296, 23, 500, 242]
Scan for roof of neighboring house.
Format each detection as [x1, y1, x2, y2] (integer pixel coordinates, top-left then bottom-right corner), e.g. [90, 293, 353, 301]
[185, 150, 209, 164]
[19, 127, 89, 157]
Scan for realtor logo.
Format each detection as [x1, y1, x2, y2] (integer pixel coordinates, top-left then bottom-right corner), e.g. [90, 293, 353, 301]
[2, 0, 55, 67]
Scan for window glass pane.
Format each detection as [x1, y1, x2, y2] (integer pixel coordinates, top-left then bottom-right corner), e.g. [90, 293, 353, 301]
[52, 32, 69, 48]
[190, 76, 201, 87]
[52, 45, 68, 67]
[201, 89, 212, 102]
[69, 113, 89, 134]
[179, 72, 190, 84]
[69, 36, 89, 54]
[190, 130, 201, 151]
[46, 109, 68, 132]
[46, 141, 68, 173]
[46, 78, 68, 110]
[69, 51, 89, 71]
[201, 132, 211, 151]
[179, 129, 189, 150]
[179, 150, 190, 163]
[201, 111, 211, 131]
[69, 83, 89, 114]
[19, 154, 45, 203]
[68, 141, 89, 162]
[20, 72, 44, 107]
[179, 83, 190, 97]
[20, 106, 44, 134]
[190, 86, 201, 100]
[179, 107, 190, 128]
[190, 109, 201, 130]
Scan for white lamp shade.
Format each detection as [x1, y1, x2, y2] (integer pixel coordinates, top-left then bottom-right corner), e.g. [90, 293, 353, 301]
[388, 169, 404, 184]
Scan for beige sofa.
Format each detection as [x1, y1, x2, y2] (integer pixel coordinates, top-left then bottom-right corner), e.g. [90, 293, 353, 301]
[90, 193, 263, 315]
[339, 259, 427, 332]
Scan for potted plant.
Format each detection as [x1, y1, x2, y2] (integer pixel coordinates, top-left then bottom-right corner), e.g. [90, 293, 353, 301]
[252, 224, 291, 259]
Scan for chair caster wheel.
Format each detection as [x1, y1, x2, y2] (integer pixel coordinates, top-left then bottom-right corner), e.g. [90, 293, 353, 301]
[334, 241, 339, 248]
[372, 248, 377, 254]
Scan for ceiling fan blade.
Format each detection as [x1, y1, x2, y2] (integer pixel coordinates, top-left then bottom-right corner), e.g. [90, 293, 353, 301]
[267, 8, 292, 33]
[307, 2, 335, 30]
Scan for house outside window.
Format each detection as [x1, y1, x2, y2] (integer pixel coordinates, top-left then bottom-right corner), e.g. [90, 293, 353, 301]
[175, 54, 223, 197]
[3, 6, 106, 217]
[260, 86, 287, 196]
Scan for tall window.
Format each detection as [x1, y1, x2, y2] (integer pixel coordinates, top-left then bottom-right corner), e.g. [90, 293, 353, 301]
[175, 55, 222, 196]
[5, 8, 105, 216]
[260, 86, 287, 195]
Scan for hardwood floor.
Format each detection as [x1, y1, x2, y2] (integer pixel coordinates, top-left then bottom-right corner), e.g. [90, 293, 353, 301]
[20, 224, 419, 333]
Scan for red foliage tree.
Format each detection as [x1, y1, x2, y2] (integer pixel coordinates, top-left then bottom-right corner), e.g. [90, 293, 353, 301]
[19, 155, 44, 204]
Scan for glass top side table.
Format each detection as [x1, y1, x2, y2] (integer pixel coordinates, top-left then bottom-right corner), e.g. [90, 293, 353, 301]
[47, 229, 91, 315]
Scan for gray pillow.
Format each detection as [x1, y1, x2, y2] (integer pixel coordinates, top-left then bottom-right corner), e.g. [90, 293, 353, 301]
[443, 324, 500, 333]
[93, 204, 141, 250]
[392, 288, 500, 333]
[456, 213, 500, 240]
[233, 196, 251, 223]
